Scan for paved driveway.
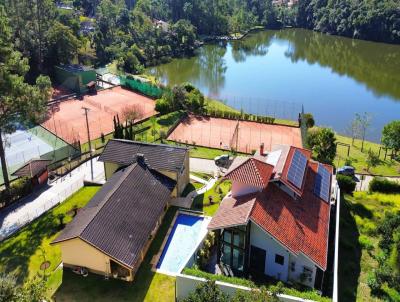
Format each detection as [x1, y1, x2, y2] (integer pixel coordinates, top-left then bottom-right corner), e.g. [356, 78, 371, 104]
[190, 158, 221, 176]
[0, 157, 104, 240]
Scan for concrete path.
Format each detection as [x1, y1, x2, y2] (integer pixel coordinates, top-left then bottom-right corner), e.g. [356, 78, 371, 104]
[196, 177, 218, 195]
[0, 157, 105, 240]
[189, 174, 208, 184]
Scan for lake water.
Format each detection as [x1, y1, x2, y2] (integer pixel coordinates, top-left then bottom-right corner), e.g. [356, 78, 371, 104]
[147, 29, 400, 141]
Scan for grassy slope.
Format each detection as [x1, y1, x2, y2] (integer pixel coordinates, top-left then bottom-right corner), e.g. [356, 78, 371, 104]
[54, 207, 178, 302]
[339, 192, 400, 301]
[0, 187, 100, 295]
[206, 98, 298, 127]
[335, 134, 400, 176]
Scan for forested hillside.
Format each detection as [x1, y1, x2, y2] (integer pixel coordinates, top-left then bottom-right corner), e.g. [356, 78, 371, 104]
[0, 0, 398, 80]
[297, 0, 400, 44]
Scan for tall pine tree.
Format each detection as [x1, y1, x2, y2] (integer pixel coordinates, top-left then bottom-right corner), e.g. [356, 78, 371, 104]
[0, 5, 51, 190]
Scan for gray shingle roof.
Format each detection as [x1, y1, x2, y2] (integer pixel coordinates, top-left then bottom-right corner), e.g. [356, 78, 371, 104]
[98, 139, 188, 172]
[52, 163, 172, 268]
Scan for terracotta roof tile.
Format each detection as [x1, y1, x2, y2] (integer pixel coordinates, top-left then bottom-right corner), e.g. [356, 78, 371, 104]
[250, 161, 331, 270]
[224, 158, 274, 188]
[208, 193, 257, 230]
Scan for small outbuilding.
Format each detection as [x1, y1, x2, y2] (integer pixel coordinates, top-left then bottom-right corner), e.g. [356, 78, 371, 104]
[12, 159, 52, 187]
[54, 65, 97, 95]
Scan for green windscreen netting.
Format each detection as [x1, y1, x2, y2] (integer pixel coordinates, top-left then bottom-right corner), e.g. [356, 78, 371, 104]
[120, 75, 164, 98]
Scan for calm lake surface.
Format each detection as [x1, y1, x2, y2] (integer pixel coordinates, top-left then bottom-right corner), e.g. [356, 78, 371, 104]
[147, 29, 400, 141]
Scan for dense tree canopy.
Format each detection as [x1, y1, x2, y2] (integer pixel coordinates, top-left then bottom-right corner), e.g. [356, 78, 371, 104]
[1, 0, 398, 76]
[296, 0, 400, 44]
[0, 5, 51, 189]
[382, 120, 400, 153]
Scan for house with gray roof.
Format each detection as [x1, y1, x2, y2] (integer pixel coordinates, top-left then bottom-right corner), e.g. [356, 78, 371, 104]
[52, 141, 189, 281]
[99, 139, 190, 196]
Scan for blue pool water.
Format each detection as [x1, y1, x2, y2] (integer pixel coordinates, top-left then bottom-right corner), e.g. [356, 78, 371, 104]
[157, 213, 206, 274]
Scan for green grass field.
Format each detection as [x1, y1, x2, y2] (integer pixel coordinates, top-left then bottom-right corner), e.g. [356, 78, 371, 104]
[335, 134, 400, 176]
[0, 186, 100, 297]
[339, 192, 400, 301]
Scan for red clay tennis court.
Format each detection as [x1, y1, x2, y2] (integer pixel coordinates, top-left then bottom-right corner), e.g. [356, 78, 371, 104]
[42, 86, 156, 144]
[168, 115, 302, 153]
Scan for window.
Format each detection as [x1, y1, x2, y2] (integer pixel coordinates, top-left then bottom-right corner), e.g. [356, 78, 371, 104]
[221, 227, 246, 273]
[275, 254, 284, 265]
[303, 266, 312, 276]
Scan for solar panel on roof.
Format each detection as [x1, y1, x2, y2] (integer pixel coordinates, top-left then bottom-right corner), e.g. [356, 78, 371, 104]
[314, 164, 331, 202]
[287, 149, 308, 189]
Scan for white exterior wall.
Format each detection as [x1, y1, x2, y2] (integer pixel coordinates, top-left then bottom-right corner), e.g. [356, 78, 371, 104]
[250, 221, 317, 287]
[250, 221, 290, 282]
[288, 253, 317, 287]
[231, 181, 261, 197]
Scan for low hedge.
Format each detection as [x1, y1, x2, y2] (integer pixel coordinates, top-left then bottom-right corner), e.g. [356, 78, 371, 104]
[182, 267, 331, 302]
[337, 174, 356, 194]
[204, 109, 276, 125]
[369, 177, 400, 194]
[182, 267, 256, 288]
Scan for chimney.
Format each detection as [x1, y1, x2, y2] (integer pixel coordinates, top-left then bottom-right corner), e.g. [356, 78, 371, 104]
[135, 153, 150, 168]
[260, 143, 265, 156]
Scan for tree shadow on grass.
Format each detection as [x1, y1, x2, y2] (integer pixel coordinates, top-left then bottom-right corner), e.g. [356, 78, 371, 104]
[348, 201, 373, 219]
[338, 196, 362, 302]
[0, 212, 59, 284]
[54, 207, 179, 302]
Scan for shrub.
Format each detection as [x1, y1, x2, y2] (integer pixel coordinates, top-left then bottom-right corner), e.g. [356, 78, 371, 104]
[366, 150, 380, 171]
[367, 272, 381, 293]
[369, 177, 400, 194]
[155, 98, 171, 114]
[0, 177, 34, 206]
[307, 127, 337, 164]
[303, 113, 315, 128]
[337, 174, 356, 193]
[359, 235, 374, 251]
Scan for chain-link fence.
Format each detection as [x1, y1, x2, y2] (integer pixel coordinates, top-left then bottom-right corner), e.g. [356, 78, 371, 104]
[212, 94, 302, 122]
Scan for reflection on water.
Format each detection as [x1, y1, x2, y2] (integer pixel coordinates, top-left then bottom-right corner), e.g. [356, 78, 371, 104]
[147, 29, 400, 141]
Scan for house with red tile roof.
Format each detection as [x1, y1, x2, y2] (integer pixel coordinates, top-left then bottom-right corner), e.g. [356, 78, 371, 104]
[208, 144, 334, 290]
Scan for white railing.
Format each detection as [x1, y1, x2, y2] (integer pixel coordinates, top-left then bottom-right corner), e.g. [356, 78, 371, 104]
[0, 177, 84, 241]
[332, 185, 341, 302]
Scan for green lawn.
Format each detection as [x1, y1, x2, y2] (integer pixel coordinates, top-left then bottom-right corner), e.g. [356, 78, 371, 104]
[335, 134, 400, 176]
[54, 207, 178, 302]
[0, 186, 100, 296]
[338, 192, 400, 301]
[191, 180, 232, 216]
[165, 140, 248, 160]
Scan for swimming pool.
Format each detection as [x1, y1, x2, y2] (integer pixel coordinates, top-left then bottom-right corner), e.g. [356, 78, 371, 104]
[156, 212, 210, 275]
